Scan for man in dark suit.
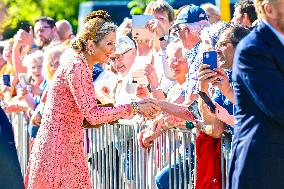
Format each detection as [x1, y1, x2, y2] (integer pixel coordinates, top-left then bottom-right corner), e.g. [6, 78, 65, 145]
[0, 106, 24, 189]
[227, 0, 284, 188]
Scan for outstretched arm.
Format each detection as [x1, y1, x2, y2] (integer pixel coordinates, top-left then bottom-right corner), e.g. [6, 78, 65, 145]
[66, 58, 160, 125]
[66, 59, 132, 125]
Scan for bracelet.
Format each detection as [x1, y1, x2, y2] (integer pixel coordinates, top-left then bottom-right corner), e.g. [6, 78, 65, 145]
[130, 102, 140, 115]
[185, 121, 195, 130]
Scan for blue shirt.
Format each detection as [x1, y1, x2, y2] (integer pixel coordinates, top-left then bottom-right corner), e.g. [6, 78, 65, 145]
[185, 42, 204, 95]
[92, 64, 103, 82]
[212, 70, 234, 132]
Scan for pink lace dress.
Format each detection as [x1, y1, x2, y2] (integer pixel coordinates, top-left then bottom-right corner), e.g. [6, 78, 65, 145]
[24, 50, 131, 189]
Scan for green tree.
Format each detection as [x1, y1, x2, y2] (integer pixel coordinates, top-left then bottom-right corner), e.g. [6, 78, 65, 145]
[127, 0, 154, 15]
[1, 0, 87, 39]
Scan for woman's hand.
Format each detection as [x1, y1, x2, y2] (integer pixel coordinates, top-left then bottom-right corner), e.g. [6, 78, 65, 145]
[16, 87, 29, 98]
[136, 40, 152, 56]
[164, 115, 187, 129]
[204, 102, 235, 126]
[151, 114, 168, 133]
[213, 68, 235, 103]
[137, 98, 161, 118]
[14, 28, 34, 47]
[145, 19, 167, 38]
[212, 68, 230, 93]
[136, 85, 150, 99]
[139, 128, 161, 149]
[144, 63, 160, 88]
[198, 64, 217, 92]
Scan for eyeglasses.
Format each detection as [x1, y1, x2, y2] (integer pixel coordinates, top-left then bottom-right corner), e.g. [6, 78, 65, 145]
[110, 48, 132, 62]
[35, 26, 53, 32]
[168, 57, 186, 64]
[216, 41, 233, 49]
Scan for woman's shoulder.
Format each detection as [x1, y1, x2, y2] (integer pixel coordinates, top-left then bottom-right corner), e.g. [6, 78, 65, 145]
[60, 49, 87, 69]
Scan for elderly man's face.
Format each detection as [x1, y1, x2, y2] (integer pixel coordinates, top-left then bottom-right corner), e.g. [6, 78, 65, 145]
[216, 30, 235, 69]
[173, 25, 198, 50]
[173, 20, 210, 50]
[111, 48, 136, 75]
[167, 47, 188, 80]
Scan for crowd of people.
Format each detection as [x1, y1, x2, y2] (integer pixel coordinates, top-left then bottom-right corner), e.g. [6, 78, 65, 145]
[0, 0, 283, 188]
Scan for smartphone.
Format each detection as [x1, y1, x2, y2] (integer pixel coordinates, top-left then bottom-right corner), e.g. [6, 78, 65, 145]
[2, 75, 11, 87]
[198, 91, 216, 113]
[188, 100, 202, 120]
[203, 51, 217, 70]
[18, 73, 28, 88]
[20, 21, 31, 33]
[132, 15, 154, 41]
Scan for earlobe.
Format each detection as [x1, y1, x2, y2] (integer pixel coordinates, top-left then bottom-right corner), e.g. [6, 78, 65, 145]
[87, 41, 95, 55]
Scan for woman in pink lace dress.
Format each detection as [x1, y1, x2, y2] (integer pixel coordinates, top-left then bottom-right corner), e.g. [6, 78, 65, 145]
[24, 10, 160, 189]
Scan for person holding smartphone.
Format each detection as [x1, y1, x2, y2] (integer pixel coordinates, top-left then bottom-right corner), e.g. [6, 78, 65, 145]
[198, 25, 250, 131]
[196, 25, 250, 189]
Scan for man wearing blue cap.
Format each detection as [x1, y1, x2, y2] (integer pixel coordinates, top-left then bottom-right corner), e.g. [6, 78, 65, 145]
[154, 5, 210, 189]
[170, 4, 210, 105]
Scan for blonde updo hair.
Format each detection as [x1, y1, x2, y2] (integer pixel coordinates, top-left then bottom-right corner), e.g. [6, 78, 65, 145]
[71, 10, 117, 52]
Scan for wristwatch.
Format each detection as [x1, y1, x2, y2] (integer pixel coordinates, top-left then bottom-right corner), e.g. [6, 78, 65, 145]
[159, 35, 169, 42]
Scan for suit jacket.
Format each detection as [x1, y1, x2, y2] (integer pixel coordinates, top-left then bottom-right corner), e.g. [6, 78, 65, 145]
[227, 21, 284, 189]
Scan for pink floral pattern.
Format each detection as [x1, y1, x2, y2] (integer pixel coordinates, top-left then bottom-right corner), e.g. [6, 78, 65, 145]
[24, 50, 131, 189]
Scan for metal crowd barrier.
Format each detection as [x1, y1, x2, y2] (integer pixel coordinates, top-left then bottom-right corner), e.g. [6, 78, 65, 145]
[9, 112, 232, 189]
[86, 121, 232, 189]
[86, 121, 198, 189]
[10, 112, 30, 175]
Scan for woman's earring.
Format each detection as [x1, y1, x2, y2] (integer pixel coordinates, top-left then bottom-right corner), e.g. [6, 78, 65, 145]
[88, 47, 95, 55]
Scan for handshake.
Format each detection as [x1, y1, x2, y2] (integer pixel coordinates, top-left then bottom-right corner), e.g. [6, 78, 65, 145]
[130, 98, 161, 119]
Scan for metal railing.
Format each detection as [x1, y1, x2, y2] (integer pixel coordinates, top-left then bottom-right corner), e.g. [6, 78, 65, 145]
[86, 121, 198, 189]
[11, 113, 232, 189]
[10, 112, 29, 175]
